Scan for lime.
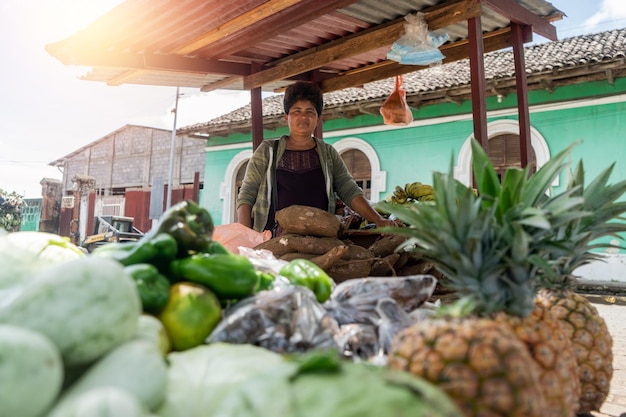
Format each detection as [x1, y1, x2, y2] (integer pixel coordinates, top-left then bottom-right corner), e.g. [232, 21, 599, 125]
[158, 282, 222, 351]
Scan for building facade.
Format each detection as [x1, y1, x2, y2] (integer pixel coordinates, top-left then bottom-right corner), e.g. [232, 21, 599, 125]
[48, 124, 207, 242]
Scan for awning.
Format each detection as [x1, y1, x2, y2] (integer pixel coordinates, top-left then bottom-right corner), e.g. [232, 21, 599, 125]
[46, 0, 564, 160]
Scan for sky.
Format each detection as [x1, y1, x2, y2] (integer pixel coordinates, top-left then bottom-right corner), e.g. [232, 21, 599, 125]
[1, 0, 626, 198]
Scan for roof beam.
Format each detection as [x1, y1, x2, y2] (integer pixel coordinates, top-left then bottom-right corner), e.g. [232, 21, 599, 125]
[175, 0, 304, 55]
[243, 0, 483, 90]
[319, 27, 517, 93]
[44, 46, 252, 77]
[195, 0, 361, 59]
[482, 0, 558, 41]
[108, 69, 147, 86]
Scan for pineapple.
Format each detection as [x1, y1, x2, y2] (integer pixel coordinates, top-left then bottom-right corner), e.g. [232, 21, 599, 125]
[383, 139, 584, 417]
[492, 302, 580, 417]
[471, 140, 584, 417]
[534, 160, 626, 412]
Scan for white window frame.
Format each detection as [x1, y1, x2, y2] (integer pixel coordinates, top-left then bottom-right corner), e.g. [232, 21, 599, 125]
[455, 119, 554, 187]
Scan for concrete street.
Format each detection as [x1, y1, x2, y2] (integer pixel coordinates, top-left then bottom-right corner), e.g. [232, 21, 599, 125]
[588, 295, 626, 417]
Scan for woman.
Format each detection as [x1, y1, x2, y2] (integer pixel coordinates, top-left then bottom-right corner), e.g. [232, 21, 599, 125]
[237, 81, 394, 235]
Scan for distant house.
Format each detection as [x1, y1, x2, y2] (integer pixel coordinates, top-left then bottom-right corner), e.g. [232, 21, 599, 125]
[179, 28, 626, 281]
[48, 124, 207, 242]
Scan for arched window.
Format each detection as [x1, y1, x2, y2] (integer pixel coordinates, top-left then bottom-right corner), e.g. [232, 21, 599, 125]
[488, 134, 537, 181]
[456, 120, 552, 187]
[340, 149, 372, 199]
[220, 149, 252, 225]
[333, 137, 387, 203]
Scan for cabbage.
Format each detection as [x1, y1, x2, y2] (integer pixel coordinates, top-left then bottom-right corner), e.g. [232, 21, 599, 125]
[157, 344, 461, 417]
[156, 344, 284, 417]
[0, 231, 85, 289]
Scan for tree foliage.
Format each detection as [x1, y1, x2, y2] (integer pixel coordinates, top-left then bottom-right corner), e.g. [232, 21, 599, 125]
[0, 188, 26, 232]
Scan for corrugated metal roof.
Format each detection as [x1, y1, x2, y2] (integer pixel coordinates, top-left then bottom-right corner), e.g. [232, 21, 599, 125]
[46, 0, 564, 93]
[179, 27, 626, 137]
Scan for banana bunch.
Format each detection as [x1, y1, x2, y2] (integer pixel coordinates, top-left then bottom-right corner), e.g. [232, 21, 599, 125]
[406, 182, 435, 201]
[387, 182, 435, 204]
[390, 185, 409, 204]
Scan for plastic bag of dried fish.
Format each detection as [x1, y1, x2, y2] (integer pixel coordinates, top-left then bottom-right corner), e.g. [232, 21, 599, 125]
[335, 323, 380, 361]
[207, 285, 340, 354]
[323, 275, 437, 325]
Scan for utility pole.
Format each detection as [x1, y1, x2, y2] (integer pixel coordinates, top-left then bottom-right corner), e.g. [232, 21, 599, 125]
[166, 87, 180, 210]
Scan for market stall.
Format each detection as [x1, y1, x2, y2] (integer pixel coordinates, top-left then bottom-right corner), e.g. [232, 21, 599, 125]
[9, 1, 623, 417]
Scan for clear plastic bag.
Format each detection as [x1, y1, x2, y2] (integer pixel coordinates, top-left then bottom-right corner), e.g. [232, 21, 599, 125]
[323, 275, 437, 325]
[335, 323, 379, 361]
[387, 12, 449, 66]
[375, 297, 414, 354]
[207, 286, 340, 354]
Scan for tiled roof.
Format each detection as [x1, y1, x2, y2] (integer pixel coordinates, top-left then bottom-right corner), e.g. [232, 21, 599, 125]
[179, 28, 626, 136]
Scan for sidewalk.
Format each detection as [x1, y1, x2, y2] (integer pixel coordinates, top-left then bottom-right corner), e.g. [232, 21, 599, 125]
[586, 295, 626, 417]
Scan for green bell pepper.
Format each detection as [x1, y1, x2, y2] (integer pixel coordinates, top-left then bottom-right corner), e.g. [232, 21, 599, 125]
[170, 253, 259, 300]
[204, 240, 231, 255]
[124, 263, 171, 313]
[151, 200, 214, 257]
[93, 232, 178, 267]
[279, 259, 334, 303]
[254, 270, 276, 292]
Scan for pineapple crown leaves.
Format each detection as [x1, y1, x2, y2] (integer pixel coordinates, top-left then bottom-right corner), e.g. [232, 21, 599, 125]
[470, 138, 583, 217]
[377, 140, 596, 318]
[572, 161, 626, 236]
[537, 160, 626, 288]
[470, 139, 595, 283]
[377, 156, 536, 318]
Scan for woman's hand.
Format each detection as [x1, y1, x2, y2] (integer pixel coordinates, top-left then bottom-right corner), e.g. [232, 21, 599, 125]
[375, 218, 399, 229]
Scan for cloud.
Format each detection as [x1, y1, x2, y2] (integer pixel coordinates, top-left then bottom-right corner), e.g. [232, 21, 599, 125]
[584, 0, 626, 30]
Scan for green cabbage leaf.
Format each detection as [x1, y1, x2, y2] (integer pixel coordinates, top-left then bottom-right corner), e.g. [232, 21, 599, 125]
[157, 343, 461, 417]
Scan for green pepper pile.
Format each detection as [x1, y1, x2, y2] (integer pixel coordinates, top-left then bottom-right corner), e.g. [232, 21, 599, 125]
[92, 200, 266, 314]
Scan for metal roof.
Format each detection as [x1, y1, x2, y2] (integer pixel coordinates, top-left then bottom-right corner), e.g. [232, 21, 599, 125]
[46, 0, 564, 94]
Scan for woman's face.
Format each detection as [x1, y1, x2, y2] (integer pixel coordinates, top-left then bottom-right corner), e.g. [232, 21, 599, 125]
[284, 100, 319, 137]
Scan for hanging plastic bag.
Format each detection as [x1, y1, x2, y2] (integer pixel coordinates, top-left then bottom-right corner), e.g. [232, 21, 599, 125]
[379, 75, 413, 126]
[387, 12, 449, 66]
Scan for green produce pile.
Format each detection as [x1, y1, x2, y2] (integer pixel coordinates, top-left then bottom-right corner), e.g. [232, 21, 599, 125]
[89, 200, 336, 350]
[0, 200, 456, 416]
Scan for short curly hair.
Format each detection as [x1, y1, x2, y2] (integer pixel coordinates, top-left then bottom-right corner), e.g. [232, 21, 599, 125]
[283, 81, 324, 116]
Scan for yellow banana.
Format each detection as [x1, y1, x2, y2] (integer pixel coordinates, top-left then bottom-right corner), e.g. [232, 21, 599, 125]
[407, 183, 434, 199]
[391, 194, 408, 204]
[404, 182, 421, 196]
[392, 185, 408, 204]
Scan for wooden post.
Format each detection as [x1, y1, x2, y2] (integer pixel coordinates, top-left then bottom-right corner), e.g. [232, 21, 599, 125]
[467, 15, 489, 152]
[511, 22, 532, 167]
[191, 171, 200, 203]
[251, 63, 264, 150]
